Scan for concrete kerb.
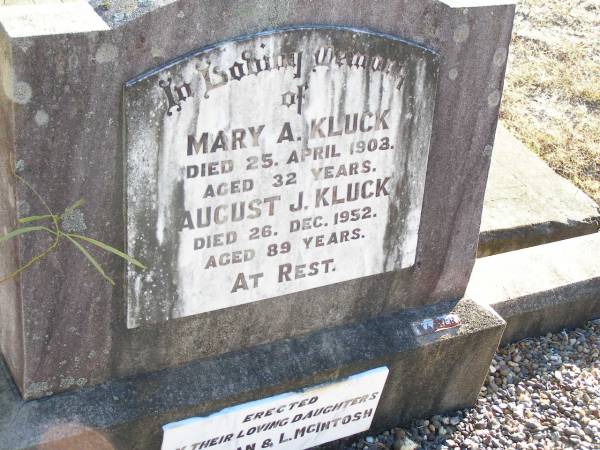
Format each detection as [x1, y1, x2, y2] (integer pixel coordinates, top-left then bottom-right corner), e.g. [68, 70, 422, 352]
[468, 232, 600, 344]
[478, 125, 600, 257]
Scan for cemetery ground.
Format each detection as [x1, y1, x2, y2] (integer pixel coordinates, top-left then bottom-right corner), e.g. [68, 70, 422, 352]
[318, 319, 600, 450]
[500, 0, 600, 205]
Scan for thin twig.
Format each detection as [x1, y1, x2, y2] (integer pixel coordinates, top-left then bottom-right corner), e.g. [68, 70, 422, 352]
[0, 229, 60, 283]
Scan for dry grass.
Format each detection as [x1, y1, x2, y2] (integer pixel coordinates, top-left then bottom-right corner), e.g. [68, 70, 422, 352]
[500, 0, 600, 205]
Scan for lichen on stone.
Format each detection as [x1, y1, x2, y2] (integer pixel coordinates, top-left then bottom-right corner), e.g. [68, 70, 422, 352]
[61, 209, 87, 233]
[15, 159, 25, 174]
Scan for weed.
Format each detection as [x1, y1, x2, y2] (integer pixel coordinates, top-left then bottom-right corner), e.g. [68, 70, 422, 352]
[0, 172, 145, 286]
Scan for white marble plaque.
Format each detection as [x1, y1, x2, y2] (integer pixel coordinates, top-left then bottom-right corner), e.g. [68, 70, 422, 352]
[161, 367, 389, 450]
[125, 27, 439, 327]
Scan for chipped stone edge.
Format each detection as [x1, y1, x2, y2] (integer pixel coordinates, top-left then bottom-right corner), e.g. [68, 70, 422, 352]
[0, 0, 109, 38]
[438, 0, 516, 8]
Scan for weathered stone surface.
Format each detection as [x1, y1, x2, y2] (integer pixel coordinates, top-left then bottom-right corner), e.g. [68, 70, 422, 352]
[439, 0, 515, 6]
[468, 233, 600, 344]
[0, 1, 109, 37]
[0, 11, 21, 390]
[478, 124, 600, 257]
[0, 0, 515, 399]
[125, 27, 439, 327]
[0, 298, 505, 450]
[90, 0, 178, 27]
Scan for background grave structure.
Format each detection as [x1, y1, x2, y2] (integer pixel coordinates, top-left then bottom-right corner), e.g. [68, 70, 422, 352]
[0, 0, 515, 448]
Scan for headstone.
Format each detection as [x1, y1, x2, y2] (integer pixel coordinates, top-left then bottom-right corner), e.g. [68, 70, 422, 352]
[0, 0, 515, 448]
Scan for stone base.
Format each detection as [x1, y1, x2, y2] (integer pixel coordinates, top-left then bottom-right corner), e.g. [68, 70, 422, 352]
[0, 298, 504, 450]
[469, 233, 600, 344]
[478, 125, 600, 257]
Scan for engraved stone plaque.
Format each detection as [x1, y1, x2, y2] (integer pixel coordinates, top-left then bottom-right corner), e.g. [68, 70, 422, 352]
[125, 27, 439, 328]
[161, 367, 389, 450]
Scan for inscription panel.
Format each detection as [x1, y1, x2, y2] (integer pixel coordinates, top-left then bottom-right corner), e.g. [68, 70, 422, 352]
[125, 27, 439, 328]
[161, 367, 389, 450]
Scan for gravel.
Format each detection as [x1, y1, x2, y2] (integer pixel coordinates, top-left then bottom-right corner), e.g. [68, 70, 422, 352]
[317, 319, 600, 450]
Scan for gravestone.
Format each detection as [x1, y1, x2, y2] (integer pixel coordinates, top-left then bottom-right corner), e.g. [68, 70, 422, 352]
[0, 0, 514, 448]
